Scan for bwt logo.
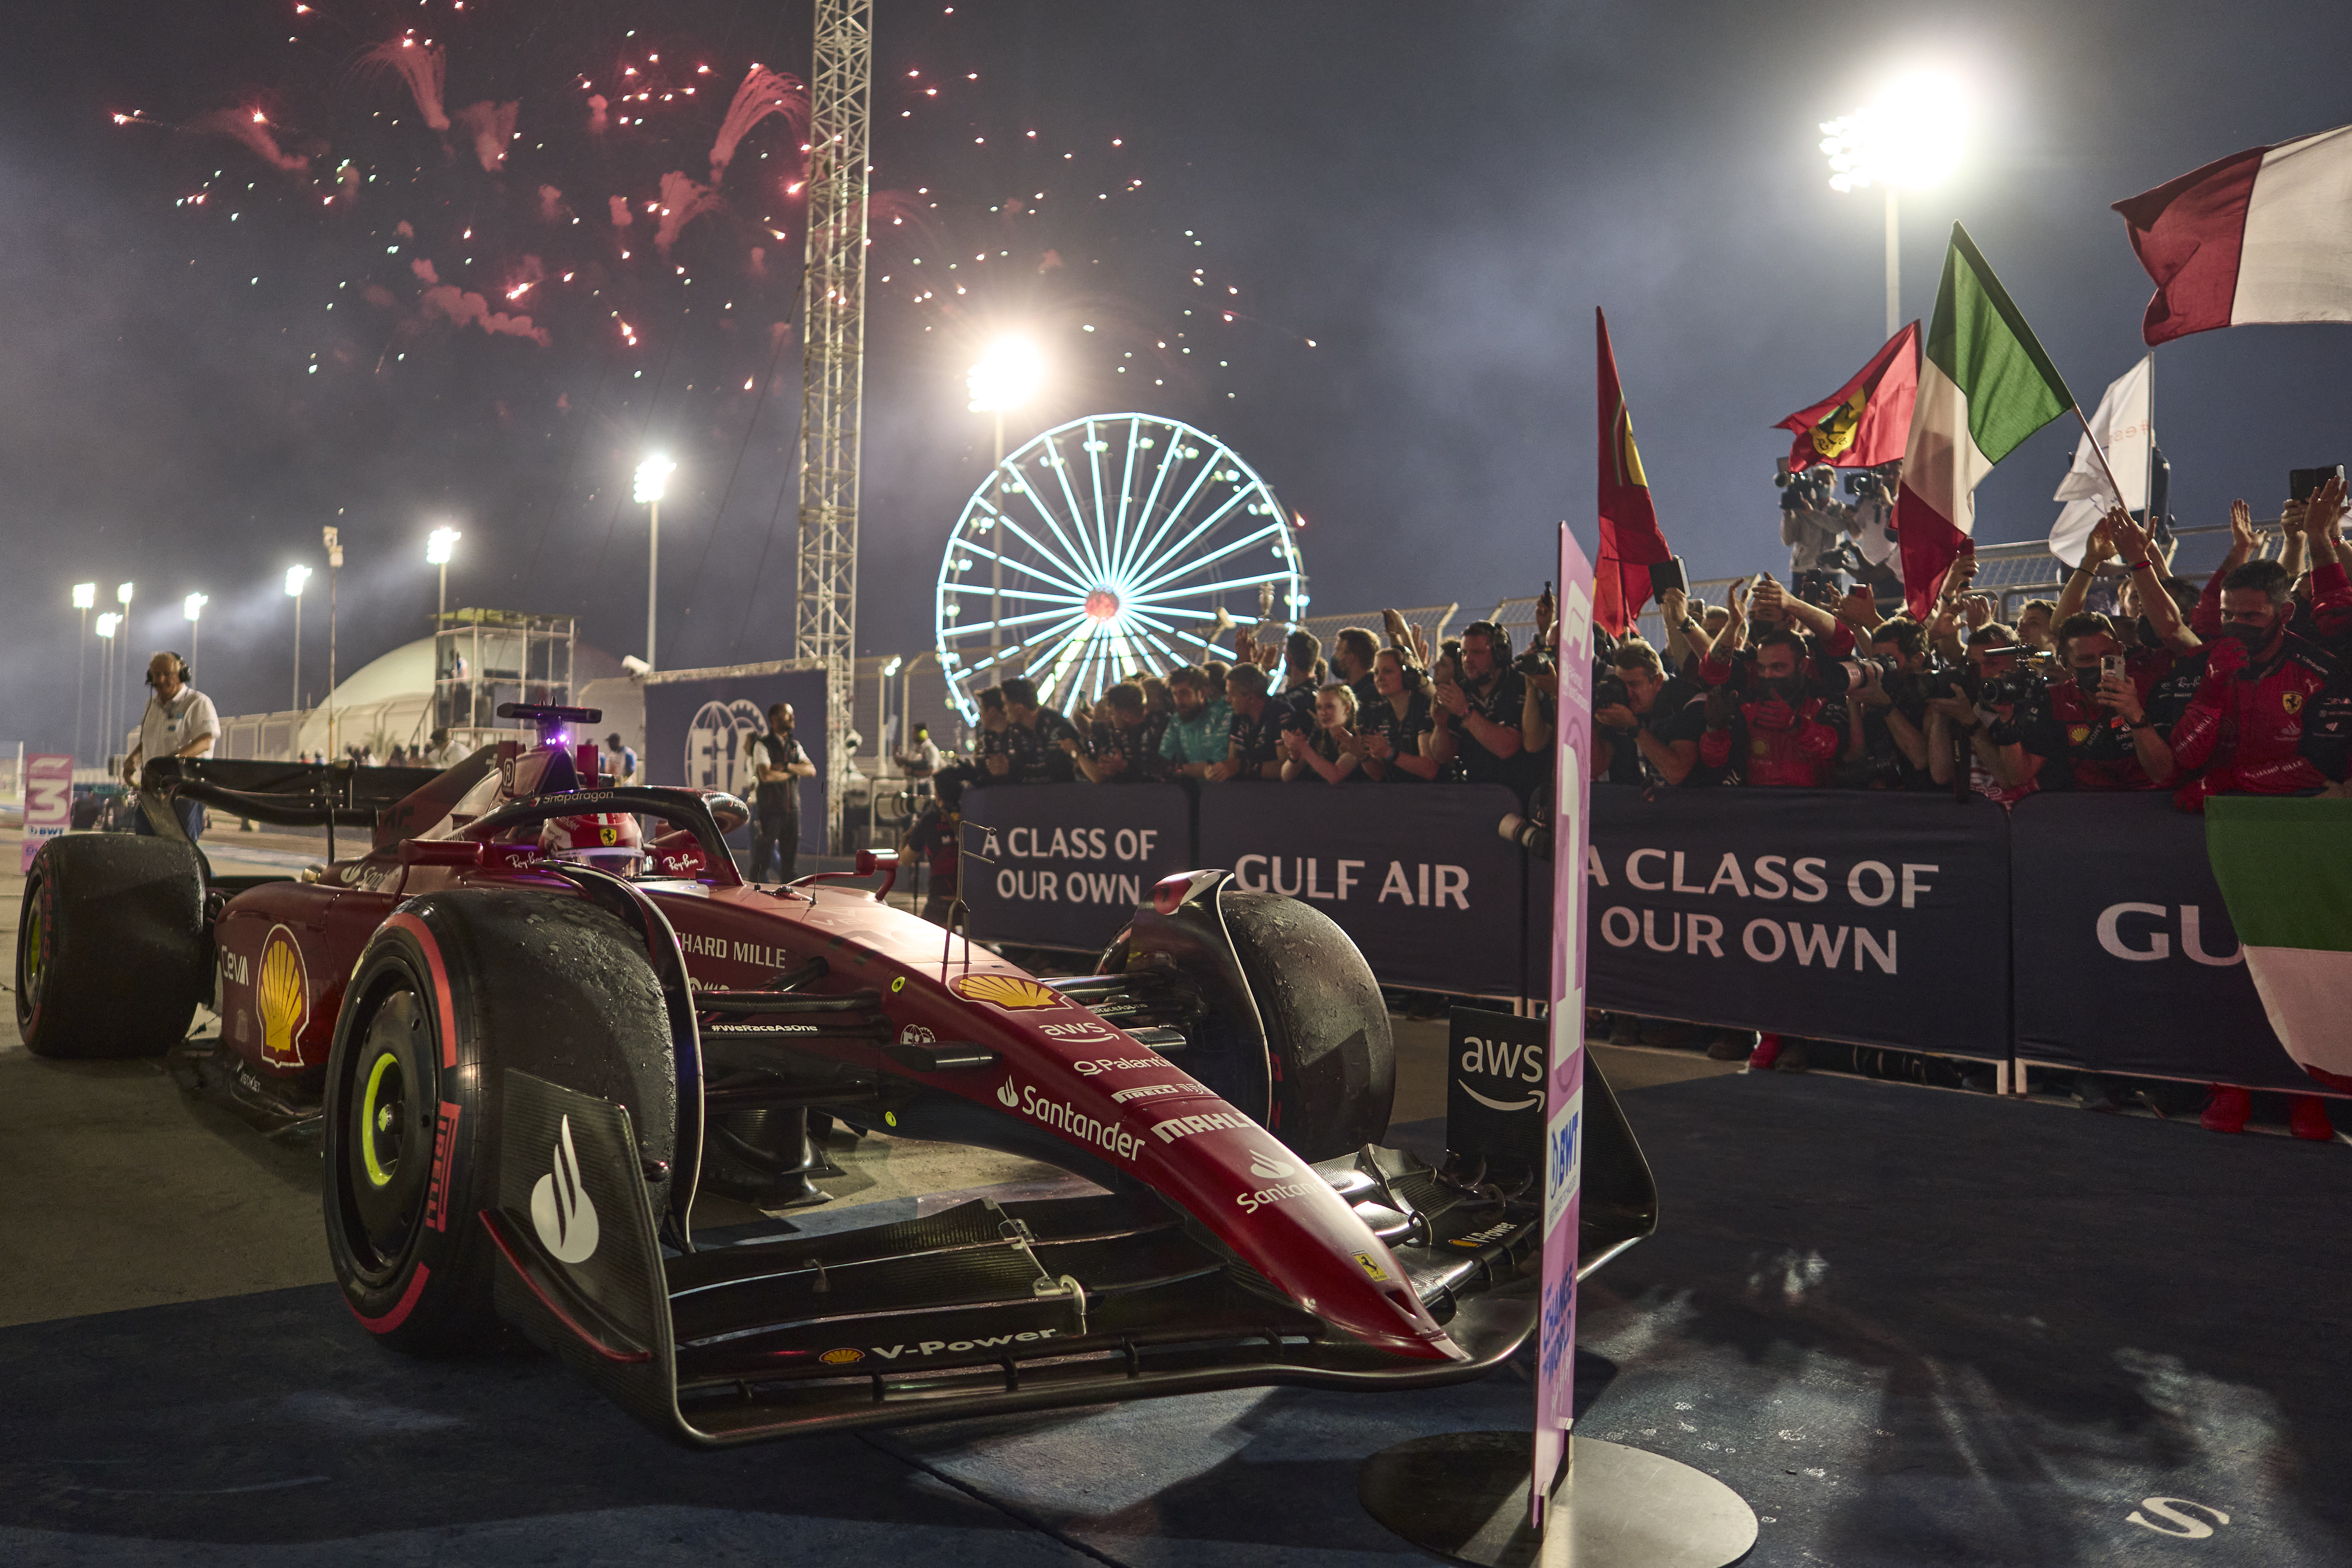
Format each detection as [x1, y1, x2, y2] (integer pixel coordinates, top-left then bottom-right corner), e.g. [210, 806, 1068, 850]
[2096, 903, 2240, 967]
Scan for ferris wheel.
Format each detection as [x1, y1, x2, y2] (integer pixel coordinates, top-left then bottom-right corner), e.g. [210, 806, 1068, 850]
[934, 413, 1308, 721]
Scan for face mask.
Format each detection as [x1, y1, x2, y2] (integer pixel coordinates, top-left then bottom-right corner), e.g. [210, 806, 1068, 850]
[2073, 667, 2102, 694]
[2223, 621, 2270, 653]
[1763, 674, 1805, 702]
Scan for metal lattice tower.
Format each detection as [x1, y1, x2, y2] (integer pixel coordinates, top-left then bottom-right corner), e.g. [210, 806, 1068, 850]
[793, 0, 873, 852]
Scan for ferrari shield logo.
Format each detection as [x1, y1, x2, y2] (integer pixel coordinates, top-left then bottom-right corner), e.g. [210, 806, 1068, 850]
[2284, 690, 2304, 716]
[1809, 387, 1867, 460]
[1354, 1251, 1390, 1282]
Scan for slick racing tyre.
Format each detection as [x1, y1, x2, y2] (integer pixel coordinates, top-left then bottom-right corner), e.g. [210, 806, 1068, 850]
[16, 834, 206, 1058]
[1221, 891, 1395, 1162]
[323, 891, 679, 1356]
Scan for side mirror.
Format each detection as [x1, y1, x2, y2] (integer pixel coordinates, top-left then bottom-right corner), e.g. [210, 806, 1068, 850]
[399, 838, 485, 868]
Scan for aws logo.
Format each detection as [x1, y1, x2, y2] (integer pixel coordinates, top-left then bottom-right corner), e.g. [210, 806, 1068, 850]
[1456, 1033, 1545, 1112]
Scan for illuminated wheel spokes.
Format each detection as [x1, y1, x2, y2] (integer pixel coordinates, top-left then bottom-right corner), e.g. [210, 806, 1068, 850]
[936, 413, 1308, 721]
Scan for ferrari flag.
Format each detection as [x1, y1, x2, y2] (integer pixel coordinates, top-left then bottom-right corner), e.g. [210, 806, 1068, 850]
[1893, 225, 2073, 617]
[1594, 309, 1671, 638]
[2204, 797, 2352, 1092]
[2115, 123, 2352, 346]
[1775, 321, 1919, 472]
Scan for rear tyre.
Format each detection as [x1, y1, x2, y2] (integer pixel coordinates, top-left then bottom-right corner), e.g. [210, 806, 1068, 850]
[16, 835, 206, 1059]
[1220, 891, 1395, 1161]
[323, 891, 679, 1356]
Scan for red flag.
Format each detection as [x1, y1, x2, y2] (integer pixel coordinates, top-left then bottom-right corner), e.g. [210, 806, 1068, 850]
[1595, 309, 1671, 638]
[1774, 322, 1919, 471]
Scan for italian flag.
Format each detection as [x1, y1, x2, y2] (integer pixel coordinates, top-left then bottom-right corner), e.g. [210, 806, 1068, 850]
[2205, 797, 2352, 1091]
[1892, 225, 2073, 617]
[2114, 123, 2352, 345]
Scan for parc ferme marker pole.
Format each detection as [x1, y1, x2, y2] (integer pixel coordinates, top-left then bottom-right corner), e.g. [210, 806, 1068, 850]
[1532, 524, 1595, 1529]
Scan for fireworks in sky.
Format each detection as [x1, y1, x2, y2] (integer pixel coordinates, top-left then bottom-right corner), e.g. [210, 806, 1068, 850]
[118, 1, 1314, 409]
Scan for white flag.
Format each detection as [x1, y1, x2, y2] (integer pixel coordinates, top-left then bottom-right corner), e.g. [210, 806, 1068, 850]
[2048, 355, 2153, 567]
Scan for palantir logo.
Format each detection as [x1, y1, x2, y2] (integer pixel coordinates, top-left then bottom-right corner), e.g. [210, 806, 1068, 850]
[530, 1115, 601, 1265]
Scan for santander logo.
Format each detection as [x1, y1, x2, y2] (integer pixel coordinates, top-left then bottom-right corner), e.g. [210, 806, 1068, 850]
[1249, 1150, 1295, 1179]
[996, 1076, 1020, 1108]
[530, 1115, 601, 1265]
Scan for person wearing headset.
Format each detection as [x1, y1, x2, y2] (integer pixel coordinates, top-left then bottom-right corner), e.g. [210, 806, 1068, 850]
[123, 651, 220, 840]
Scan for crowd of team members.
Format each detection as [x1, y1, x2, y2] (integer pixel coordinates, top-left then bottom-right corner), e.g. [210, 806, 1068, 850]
[1594, 479, 2352, 809]
[950, 606, 1555, 804]
[929, 477, 2352, 819]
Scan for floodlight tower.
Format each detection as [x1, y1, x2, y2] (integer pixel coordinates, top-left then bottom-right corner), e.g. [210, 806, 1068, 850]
[793, 0, 873, 852]
[1820, 72, 1967, 337]
[72, 582, 96, 767]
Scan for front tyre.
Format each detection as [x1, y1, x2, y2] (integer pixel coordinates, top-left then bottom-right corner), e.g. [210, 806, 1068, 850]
[1222, 891, 1395, 1162]
[323, 921, 500, 1354]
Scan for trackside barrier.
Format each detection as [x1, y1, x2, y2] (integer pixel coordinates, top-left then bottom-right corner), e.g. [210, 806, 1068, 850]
[953, 782, 2310, 1091]
[1583, 787, 2010, 1060]
[2009, 792, 2308, 1094]
[961, 784, 1196, 954]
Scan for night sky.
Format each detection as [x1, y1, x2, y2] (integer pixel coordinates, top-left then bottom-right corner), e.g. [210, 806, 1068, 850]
[4, 0, 2348, 755]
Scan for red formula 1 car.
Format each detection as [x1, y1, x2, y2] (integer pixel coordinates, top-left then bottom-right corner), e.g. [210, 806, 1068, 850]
[16, 705, 1654, 1445]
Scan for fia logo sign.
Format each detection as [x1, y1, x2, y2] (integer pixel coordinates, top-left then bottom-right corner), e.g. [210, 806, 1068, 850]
[530, 1115, 601, 1265]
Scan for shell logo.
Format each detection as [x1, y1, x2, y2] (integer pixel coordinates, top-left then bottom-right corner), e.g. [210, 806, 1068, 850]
[950, 973, 1064, 1011]
[257, 925, 309, 1064]
[819, 1347, 865, 1365]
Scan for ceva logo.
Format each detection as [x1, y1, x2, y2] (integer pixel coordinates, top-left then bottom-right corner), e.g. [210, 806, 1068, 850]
[530, 1115, 601, 1265]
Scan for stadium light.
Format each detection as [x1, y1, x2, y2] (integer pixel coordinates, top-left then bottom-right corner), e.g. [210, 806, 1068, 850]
[95, 612, 118, 638]
[634, 457, 674, 670]
[1820, 72, 1968, 337]
[285, 564, 310, 714]
[71, 583, 96, 765]
[966, 337, 1044, 414]
[183, 591, 208, 674]
[426, 525, 460, 639]
[968, 338, 1047, 670]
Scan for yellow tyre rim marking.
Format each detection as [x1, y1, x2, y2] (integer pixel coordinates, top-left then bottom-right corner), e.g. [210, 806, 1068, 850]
[360, 1052, 402, 1189]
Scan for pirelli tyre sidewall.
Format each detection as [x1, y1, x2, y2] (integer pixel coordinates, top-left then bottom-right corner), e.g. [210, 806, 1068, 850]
[15, 833, 206, 1059]
[324, 889, 681, 1355]
[324, 905, 503, 1355]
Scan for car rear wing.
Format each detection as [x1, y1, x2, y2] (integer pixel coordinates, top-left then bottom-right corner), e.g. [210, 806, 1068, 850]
[138, 756, 450, 860]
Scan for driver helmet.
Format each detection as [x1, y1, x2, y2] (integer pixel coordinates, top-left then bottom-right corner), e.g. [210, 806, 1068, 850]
[538, 812, 644, 867]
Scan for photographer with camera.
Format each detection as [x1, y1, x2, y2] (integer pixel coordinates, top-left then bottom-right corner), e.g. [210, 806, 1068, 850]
[1594, 638, 1708, 787]
[1840, 617, 1937, 790]
[1428, 620, 1532, 796]
[1922, 623, 2041, 805]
